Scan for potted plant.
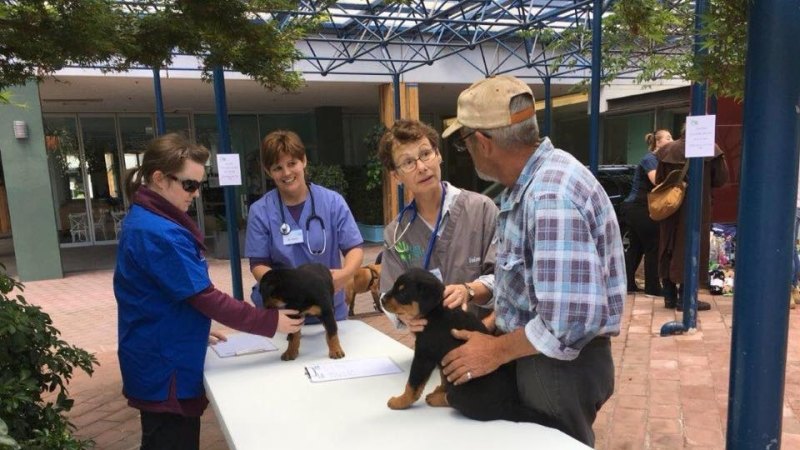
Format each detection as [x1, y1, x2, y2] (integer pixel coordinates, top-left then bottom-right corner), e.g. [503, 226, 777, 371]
[345, 125, 385, 243]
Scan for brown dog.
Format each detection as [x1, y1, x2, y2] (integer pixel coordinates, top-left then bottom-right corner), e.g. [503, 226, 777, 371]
[344, 263, 381, 316]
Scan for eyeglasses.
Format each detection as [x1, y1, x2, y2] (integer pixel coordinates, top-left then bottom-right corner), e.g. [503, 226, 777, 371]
[167, 174, 202, 193]
[394, 148, 438, 173]
[453, 130, 478, 152]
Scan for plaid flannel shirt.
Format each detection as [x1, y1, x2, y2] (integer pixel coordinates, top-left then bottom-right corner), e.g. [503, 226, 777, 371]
[495, 138, 626, 360]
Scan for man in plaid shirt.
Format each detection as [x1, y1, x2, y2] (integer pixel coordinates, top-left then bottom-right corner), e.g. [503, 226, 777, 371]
[441, 75, 626, 446]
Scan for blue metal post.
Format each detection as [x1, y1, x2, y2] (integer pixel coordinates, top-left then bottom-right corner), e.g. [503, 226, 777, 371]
[542, 76, 552, 138]
[660, 0, 708, 336]
[392, 73, 405, 210]
[212, 66, 244, 300]
[727, 1, 800, 447]
[153, 68, 166, 135]
[588, 0, 602, 175]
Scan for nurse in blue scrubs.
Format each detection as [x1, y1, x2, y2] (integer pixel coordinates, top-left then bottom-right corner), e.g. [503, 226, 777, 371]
[114, 134, 303, 450]
[245, 130, 364, 320]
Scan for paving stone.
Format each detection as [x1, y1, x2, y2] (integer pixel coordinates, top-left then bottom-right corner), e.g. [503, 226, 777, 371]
[15, 245, 800, 449]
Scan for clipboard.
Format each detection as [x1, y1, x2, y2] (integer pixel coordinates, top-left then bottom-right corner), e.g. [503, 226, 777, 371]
[304, 356, 403, 382]
[211, 333, 277, 358]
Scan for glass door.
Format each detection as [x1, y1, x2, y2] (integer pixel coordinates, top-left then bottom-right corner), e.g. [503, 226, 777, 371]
[44, 116, 87, 246]
[194, 114, 222, 239]
[165, 115, 204, 230]
[80, 117, 123, 244]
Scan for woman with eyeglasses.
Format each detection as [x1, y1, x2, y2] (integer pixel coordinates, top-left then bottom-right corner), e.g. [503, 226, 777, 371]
[114, 133, 304, 449]
[245, 130, 364, 319]
[377, 120, 498, 329]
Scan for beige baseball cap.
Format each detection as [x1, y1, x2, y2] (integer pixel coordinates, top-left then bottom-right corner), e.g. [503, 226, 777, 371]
[442, 75, 536, 138]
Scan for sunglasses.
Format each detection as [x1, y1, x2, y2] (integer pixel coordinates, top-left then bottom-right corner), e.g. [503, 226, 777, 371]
[167, 174, 202, 193]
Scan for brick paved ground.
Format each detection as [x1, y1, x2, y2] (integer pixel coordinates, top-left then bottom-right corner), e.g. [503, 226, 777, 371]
[13, 243, 800, 449]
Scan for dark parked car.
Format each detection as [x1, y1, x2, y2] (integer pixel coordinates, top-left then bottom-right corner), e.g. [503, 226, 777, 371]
[482, 164, 636, 251]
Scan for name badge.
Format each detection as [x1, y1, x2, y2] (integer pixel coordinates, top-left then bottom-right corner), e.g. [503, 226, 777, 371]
[429, 268, 443, 282]
[282, 229, 304, 246]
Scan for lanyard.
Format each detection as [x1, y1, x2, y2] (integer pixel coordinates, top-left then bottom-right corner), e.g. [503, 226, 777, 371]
[422, 183, 447, 270]
[388, 182, 447, 270]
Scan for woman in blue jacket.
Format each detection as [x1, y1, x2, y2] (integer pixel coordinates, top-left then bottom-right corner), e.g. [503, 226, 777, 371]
[114, 133, 303, 449]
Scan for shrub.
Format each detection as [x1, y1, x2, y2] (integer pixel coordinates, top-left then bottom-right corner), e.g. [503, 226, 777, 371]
[343, 166, 384, 225]
[343, 124, 386, 225]
[0, 265, 98, 449]
[306, 164, 348, 198]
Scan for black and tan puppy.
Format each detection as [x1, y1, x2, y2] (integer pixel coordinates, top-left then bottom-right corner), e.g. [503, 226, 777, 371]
[381, 268, 541, 422]
[259, 263, 344, 361]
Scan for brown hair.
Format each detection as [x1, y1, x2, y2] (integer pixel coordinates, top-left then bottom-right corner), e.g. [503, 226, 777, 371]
[261, 130, 306, 171]
[377, 119, 440, 171]
[645, 129, 672, 151]
[123, 133, 210, 200]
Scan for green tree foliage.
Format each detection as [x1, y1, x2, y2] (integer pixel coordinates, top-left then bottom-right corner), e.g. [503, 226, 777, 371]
[548, 0, 747, 99]
[0, 265, 98, 449]
[0, 0, 330, 95]
[0, 0, 125, 91]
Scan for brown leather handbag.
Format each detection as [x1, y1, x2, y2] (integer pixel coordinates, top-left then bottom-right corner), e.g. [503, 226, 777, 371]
[648, 161, 690, 221]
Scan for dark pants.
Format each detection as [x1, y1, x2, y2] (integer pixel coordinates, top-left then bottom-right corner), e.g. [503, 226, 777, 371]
[140, 411, 200, 450]
[662, 279, 681, 308]
[515, 337, 614, 447]
[622, 202, 661, 294]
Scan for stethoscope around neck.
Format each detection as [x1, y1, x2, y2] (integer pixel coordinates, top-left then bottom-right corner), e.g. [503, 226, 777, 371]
[385, 182, 446, 270]
[277, 183, 326, 255]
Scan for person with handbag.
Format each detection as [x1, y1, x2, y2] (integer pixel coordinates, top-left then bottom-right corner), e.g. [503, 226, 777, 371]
[621, 129, 673, 295]
[654, 130, 729, 310]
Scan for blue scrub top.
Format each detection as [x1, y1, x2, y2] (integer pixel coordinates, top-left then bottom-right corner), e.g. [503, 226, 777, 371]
[114, 205, 212, 401]
[245, 183, 363, 320]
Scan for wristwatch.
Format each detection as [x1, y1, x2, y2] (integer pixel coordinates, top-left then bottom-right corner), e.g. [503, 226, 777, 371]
[463, 283, 475, 303]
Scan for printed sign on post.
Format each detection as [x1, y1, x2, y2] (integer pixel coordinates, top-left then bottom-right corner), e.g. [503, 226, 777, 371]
[217, 154, 242, 186]
[685, 115, 717, 158]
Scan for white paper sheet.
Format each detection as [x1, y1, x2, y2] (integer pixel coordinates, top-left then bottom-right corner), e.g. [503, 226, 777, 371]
[304, 356, 403, 383]
[216, 154, 242, 186]
[211, 333, 277, 358]
[685, 114, 717, 157]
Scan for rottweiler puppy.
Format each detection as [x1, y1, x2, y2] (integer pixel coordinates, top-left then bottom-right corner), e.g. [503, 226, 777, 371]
[259, 263, 344, 361]
[344, 263, 382, 316]
[381, 268, 541, 422]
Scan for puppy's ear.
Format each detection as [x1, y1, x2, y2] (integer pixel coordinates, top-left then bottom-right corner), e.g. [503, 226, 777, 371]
[259, 273, 277, 301]
[414, 271, 445, 316]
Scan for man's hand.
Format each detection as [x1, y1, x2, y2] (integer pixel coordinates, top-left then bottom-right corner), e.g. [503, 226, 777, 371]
[441, 329, 503, 385]
[481, 311, 497, 334]
[276, 309, 304, 334]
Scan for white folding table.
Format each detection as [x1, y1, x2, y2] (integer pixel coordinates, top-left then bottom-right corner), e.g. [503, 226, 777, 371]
[204, 320, 588, 449]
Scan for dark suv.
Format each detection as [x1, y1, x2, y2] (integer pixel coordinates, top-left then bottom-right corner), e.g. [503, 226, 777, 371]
[482, 164, 636, 250]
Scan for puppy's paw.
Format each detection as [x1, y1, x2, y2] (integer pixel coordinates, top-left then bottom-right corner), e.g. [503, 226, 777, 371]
[388, 396, 412, 410]
[281, 349, 298, 361]
[425, 390, 449, 407]
[326, 334, 344, 359]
